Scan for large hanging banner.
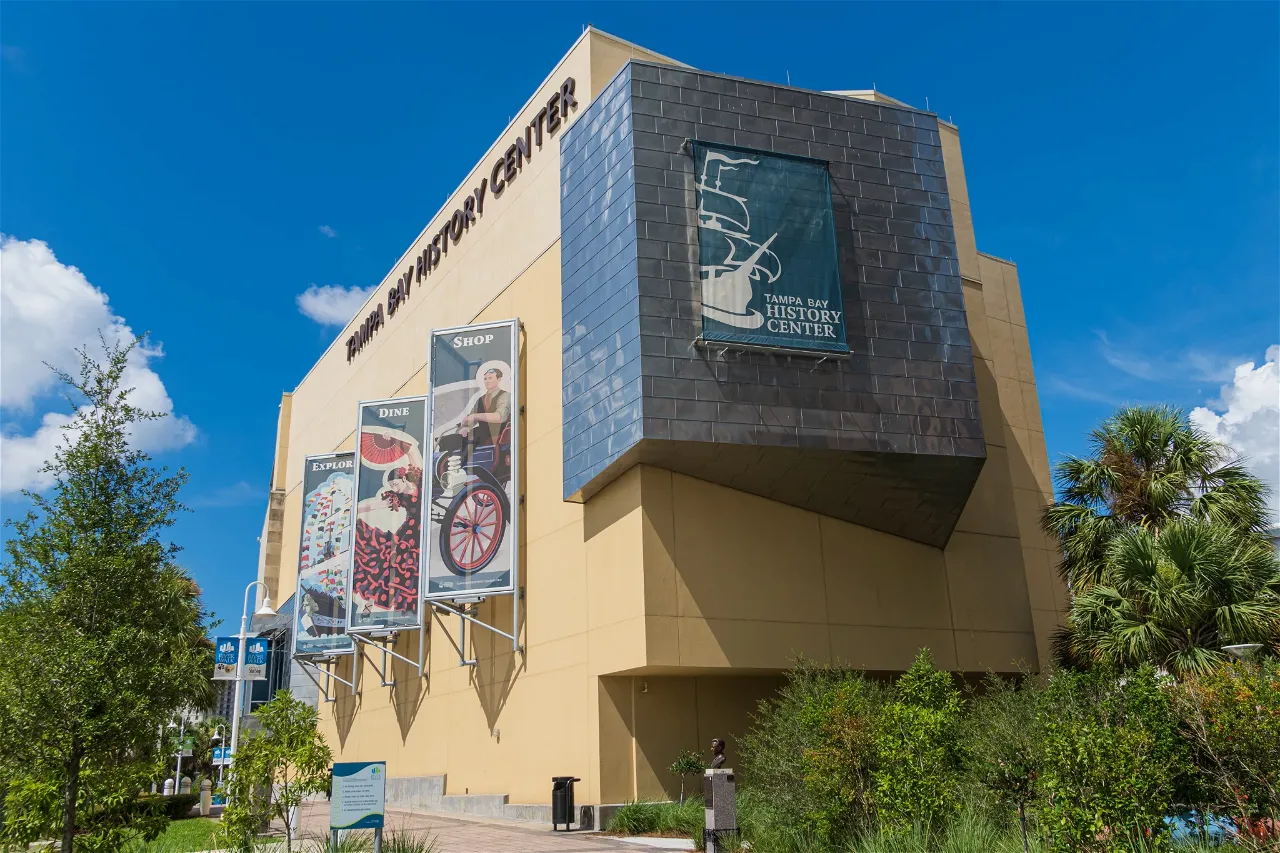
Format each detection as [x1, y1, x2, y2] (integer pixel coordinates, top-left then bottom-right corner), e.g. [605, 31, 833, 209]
[694, 142, 849, 354]
[293, 452, 356, 657]
[347, 397, 427, 632]
[424, 320, 518, 601]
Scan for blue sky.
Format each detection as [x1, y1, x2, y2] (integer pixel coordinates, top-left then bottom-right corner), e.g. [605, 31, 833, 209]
[2, 3, 1277, 630]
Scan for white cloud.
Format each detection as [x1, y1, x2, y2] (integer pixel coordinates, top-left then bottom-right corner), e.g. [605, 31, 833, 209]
[189, 480, 259, 509]
[0, 236, 196, 495]
[296, 284, 374, 326]
[318, 225, 337, 238]
[1190, 345, 1280, 523]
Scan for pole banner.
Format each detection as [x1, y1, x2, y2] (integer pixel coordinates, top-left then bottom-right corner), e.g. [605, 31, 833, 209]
[424, 320, 519, 601]
[348, 396, 428, 632]
[243, 637, 269, 681]
[694, 142, 849, 354]
[213, 637, 239, 680]
[293, 452, 356, 657]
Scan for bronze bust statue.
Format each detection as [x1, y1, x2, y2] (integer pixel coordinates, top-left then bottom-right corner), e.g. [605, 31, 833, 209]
[709, 737, 726, 769]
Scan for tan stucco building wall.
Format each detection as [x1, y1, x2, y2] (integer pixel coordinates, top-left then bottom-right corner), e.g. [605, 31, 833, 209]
[256, 28, 1065, 806]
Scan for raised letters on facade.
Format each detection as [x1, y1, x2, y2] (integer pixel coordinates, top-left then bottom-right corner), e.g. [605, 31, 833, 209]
[345, 78, 578, 363]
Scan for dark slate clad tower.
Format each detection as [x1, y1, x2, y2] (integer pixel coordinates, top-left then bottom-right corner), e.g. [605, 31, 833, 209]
[561, 61, 985, 548]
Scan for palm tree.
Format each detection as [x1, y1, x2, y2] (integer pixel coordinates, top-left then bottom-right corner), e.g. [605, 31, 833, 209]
[1043, 405, 1271, 591]
[1062, 518, 1280, 677]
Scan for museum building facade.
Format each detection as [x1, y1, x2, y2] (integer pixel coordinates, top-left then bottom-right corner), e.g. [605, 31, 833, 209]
[256, 28, 1066, 811]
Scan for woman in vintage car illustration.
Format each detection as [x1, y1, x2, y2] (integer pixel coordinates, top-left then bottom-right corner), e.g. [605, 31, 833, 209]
[430, 361, 513, 578]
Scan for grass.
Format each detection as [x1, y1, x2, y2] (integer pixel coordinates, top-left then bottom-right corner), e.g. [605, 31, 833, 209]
[607, 798, 705, 838]
[127, 817, 221, 853]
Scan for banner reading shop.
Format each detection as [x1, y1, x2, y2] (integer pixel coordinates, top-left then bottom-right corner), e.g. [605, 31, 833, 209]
[293, 452, 356, 657]
[424, 320, 519, 600]
[348, 396, 427, 632]
[694, 142, 849, 354]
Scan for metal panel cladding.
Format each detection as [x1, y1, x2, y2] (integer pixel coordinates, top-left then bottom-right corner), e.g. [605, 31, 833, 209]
[347, 396, 428, 632]
[293, 452, 357, 657]
[423, 319, 519, 601]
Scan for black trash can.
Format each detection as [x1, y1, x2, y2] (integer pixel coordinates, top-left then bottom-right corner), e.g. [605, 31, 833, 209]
[551, 776, 580, 831]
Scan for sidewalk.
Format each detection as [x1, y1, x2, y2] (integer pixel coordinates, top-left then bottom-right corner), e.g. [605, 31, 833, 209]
[285, 800, 688, 853]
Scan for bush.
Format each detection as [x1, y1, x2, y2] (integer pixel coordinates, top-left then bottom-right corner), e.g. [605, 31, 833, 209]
[1036, 665, 1189, 852]
[740, 658, 887, 846]
[1174, 658, 1280, 831]
[607, 798, 703, 838]
[157, 794, 199, 821]
[962, 672, 1042, 837]
[871, 649, 966, 836]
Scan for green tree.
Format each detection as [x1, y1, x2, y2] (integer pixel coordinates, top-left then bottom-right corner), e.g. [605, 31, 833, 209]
[0, 337, 213, 853]
[668, 750, 705, 804]
[872, 648, 965, 835]
[1043, 405, 1271, 592]
[1064, 518, 1280, 677]
[217, 691, 333, 853]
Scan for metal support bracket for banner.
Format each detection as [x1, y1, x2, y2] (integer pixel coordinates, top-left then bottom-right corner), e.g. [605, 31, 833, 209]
[349, 630, 426, 686]
[296, 656, 358, 703]
[429, 598, 522, 667]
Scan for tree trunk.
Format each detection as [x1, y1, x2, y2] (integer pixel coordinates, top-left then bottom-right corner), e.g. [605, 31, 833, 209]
[1018, 801, 1028, 853]
[62, 742, 83, 853]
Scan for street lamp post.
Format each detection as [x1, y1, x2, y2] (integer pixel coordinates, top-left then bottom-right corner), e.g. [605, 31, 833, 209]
[229, 580, 276, 774]
[211, 725, 227, 788]
[169, 716, 187, 793]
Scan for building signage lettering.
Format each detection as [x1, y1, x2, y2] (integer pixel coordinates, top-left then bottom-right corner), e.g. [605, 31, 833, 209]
[346, 78, 578, 363]
[309, 458, 354, 473]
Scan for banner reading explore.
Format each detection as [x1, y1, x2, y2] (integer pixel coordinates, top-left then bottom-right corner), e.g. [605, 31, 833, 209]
[694, 142, 848, 354]
[294, 452, 356, 657]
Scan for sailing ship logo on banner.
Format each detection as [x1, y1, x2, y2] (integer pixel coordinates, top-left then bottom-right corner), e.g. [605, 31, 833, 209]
[696, 151, 781, 330]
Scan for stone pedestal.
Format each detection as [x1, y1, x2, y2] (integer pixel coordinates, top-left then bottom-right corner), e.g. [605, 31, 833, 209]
[702, 769, 737, 853]
[179, 776, 192, 795]
[199, 779, 212, 816]
[162, 778, 174, 796]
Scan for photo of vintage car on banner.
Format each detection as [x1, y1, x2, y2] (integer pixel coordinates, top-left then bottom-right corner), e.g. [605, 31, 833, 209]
[424, 320, 519, 601]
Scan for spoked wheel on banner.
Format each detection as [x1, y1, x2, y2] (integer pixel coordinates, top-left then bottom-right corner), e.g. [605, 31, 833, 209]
[440, 482, 507, 575]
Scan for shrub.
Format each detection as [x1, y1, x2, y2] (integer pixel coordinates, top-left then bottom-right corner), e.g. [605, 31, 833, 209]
[740, 658, 887, 846]
[963, 673, 1043, 839]
[156, 794, 199, 821]
[871, 649, 966, 836]
[1173, 658, 1280, 830]
[1036, 665, 1189, 852]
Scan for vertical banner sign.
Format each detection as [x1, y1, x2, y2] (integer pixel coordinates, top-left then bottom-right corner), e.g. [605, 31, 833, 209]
[331, 762, 386, 830]
[694, 142, 849, 354]
[293, 453, 356, 657]
[243, 637, 269, 681]
[424, 320, 519, 600]
[348, 397, 427, 631]
[213, 637, 239, 680]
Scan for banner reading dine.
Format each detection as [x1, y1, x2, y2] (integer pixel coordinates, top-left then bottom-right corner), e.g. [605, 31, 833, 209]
[347, 397, 427, 632]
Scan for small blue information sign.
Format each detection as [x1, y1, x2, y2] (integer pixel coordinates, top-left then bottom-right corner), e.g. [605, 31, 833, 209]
[331, 762, 386, 830]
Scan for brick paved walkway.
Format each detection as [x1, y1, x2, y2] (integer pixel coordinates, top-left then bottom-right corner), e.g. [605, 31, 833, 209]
[293, 801, 682, 853]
